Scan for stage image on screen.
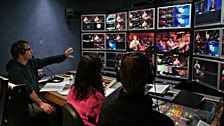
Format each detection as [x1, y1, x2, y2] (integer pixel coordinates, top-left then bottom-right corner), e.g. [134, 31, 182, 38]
[82, 33, 105, 50]
[127, 32, 154, 52]
[129, 8, 155, 30]
[156, 53, 189, 79]
[106, 33, 126, 51]
[194, 29, 220, 57]
[106, 52, 125, 69]
[221, 29, 224, 58]
[220, 64, 224, 92]
[82, 51, 106, 67]
[106, 12, 127, 31]
[195, 0, 222, 27]
[157, 4, 191, 29]
[81, 14, 105, 31]
[192, 57, 219, 90]
[156, 31, 190, 54]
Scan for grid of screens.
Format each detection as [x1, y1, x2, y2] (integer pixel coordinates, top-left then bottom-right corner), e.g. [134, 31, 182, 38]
[128, 8, 155, 30]
[106, 33, 126, 51]
[106, 52, 125, 68]
[82, 51, 106, 67]
[106, 12, 127, 31]
[82, 33, 105, 50]
[156, 53, 189, 79]
[127, 32, 154, 52]
[81, 14, 105, 32]
[156, 31, 191, 54]
[195, 0, 222, 27]
[192, 57, 219, 90]
[194, 28, 220, 57]
[157, 4, 191, 29]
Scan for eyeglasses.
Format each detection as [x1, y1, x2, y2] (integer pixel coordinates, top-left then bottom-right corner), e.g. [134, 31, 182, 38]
[24, 48, 31, 51]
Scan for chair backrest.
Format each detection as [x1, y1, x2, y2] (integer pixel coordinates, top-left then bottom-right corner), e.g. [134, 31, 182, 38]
[63, 103, 85, 126]
[0, 76, 8, 126]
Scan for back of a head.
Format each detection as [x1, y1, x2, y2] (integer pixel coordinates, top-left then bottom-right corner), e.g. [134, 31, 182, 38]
[74, 53, 103, 100]
[120, 53, 153, 93]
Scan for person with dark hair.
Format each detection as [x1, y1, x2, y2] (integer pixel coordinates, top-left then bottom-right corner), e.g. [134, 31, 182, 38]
[209, 0, 216, 11]
[6, 40, 74, 126]
[67, 53, 104, 126]
[98, 53, 174, 126]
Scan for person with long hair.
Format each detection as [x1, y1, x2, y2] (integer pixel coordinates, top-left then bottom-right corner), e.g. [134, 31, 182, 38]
[67, 53, 104, 126]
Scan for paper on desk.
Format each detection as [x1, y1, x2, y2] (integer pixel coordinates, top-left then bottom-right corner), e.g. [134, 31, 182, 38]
[40, 81, 68, 92]
[104, 88, 116, 97]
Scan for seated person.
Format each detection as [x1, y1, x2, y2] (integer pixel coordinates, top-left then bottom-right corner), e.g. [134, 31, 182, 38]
[129, 35, 141, 51]
[166, 36, 179, 52]
[67, 53, 104, 126]
[156, 40, 165, 52]
[98, 53, 174, 126]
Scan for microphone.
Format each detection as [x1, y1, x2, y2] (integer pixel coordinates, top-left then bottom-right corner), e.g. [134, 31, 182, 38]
[45, 67, 63, 83]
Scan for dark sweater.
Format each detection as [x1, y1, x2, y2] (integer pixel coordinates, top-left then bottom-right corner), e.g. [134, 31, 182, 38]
[98, 88, 175, 126]
[6, 54, 67, 96]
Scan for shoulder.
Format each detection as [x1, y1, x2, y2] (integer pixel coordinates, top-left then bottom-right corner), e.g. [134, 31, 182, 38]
[151, 110, 175, 126]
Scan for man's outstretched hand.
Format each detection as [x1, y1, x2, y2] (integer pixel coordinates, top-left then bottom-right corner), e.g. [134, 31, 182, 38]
[64, 47, 74, 59]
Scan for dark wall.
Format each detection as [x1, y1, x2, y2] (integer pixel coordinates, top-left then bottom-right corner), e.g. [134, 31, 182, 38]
[0, 0, 124, 75]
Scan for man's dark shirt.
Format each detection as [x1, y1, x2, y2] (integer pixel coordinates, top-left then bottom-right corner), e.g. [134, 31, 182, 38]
[98, 88, 175, 126]
[6, 54, 67, 96]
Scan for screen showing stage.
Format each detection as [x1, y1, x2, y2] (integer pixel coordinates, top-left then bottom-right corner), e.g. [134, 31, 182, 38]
[106, 52, 125, 69]
[157, 4, 191, 29]
[192, 57, 219, 90]
[81, 14, 105, 32]
[194, 28, 220, 57]
[82, 33, 105, 50]
[128, 8, 155, 30]
[127, 32, 154, 52]
[156, 53, 189, 79]
[195, 0, 222, 27]
[156, 31, 190, 54]
[106, 33, 126, 51]
[82, 51, 106, 67]
[106, 12, 127, 31]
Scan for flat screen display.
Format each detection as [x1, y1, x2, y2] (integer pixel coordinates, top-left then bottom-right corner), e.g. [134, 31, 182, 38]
[195, 0, 222, 27]
[106, 33, 126, 51]
[106, 52, 125, 69]
[221, 29, 224, 58]
[81, 14, 105, 32]
[127, 32, 154, 52]
[194, 28, 220, 57]
[106, 12, 127, 31]
[128, 8, 155, 30]
[82, 51, 106, 67]
[219, 63, 224, 92]
[192, 57, 219, 90]
[156, 31, 191, 54]
[156, 53, 189, 79]
[82, 33, 105, 50]
[157, 4, 191, 29]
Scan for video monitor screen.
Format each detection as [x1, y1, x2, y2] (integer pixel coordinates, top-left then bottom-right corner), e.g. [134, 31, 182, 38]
[106, 52, 125, 69]
[157, 4, 191, 29]
[127, 32, 154, 52]
[128, 8, 155, 30]
[81, 14, 105, 32]
[195, 0, 222, 27]
[156, 31, 191, 54]
[156, 53, 189, 79]
[106, 12, 127, 31]
[194, 28, 220, 57]
[192, 57, 219, 90]
[82, 33, 105, 50]
[219, 63, 224, 92]
[106, 33, 126, 51]
[221, 29, 224, 58]
[82, 51, 106, 67]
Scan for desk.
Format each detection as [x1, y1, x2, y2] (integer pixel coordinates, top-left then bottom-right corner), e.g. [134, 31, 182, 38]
[44, 78, 117, 107]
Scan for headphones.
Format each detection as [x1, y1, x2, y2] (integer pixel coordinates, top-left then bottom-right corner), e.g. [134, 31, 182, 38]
[116, 52, 155, 84]
[82, 55, 93, 63]
[15, 40, 26, 55]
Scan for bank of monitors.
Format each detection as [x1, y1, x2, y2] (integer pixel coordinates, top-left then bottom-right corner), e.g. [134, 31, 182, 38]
[127, 32, 154, 52]
[195, 0, 223, 27]
[105, 52, 125, 69]
[82, 51, 106, 67]
[82, 33, 105, 50]
[106, 33, 126, 51]
[194, 28, 220, 57]
[192, 57, 219, 90]
[106, 12, 127, 31]
[81, 14, 105, 32]
[156, 31, 191, 54]
[128, 8, 155, 30]
[156, 53, 189, 79]
[157, 4, 191, 29]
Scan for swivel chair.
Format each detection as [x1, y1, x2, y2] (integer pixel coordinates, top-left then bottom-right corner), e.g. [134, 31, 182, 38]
[0, 76, 8, 126]
[63, 103, 85, 126]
